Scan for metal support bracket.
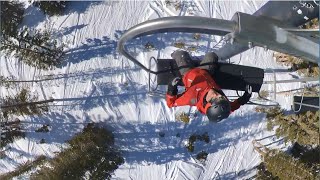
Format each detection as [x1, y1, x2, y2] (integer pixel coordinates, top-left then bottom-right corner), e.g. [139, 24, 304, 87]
[230, 12, 319, 63]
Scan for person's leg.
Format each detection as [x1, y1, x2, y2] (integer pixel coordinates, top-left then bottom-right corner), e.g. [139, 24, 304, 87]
[171, 50, 195, 75]
[199, 52, 219, 71]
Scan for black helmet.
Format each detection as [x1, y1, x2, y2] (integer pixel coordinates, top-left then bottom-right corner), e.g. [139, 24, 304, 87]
[205, 96, 231, 122]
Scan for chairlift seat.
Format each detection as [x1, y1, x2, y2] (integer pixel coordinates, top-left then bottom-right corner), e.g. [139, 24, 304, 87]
[155, 58, 264, 92]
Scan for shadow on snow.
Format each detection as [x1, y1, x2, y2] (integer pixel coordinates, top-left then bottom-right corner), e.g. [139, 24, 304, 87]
[107, 111, 265, 166]
[63, 36, 117, 65]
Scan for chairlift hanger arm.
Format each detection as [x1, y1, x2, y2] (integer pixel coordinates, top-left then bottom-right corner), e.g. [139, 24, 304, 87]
[118, 1, 319, 73]
[229, 12, 319, 63]
[207, 1, 319, 62]
[118, 16, 236, 74]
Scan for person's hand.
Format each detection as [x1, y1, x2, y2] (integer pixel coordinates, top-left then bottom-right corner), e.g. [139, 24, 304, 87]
[167, 77, 181, 96]
[238, 84, 252, 105]
[171, 77, 181, 86]
[244, 84, 252, 97]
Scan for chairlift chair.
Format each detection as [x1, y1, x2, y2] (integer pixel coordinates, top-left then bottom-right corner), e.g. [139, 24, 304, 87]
[118, 1, 319, 108]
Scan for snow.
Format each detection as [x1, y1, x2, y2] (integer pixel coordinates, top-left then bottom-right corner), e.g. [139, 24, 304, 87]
[0, 1, 315, 179]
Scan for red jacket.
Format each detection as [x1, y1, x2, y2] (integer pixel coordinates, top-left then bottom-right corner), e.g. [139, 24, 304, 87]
[166, 68, 241, 114]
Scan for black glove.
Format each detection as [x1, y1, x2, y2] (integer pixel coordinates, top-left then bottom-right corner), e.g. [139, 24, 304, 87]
[167, 77, 181, 96]
[238, 84, 252, 105]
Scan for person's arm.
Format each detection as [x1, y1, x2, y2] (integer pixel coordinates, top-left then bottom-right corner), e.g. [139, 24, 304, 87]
[230, 100, 241, 112]
[230, 85, 252, 112]
[166, 93, 181, 107]
[166, 77, 190, 107]
[166, 77, 180, 107]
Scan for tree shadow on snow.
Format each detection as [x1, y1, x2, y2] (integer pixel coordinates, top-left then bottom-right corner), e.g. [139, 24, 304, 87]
[58, 24, 88, 36]
[63, 36, 117, 65]
[39, 66, 141, 88]
[26, 112, 88, 144]
[22, 1, 103, 28]
[106, 110, 265, 165]
[47, 80, 149, 113]
[22, 96, 263, 179]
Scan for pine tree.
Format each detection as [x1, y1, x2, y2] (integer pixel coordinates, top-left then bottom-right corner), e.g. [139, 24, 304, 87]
[1, 2, 65, 70]
[291, 143, 320, 176]
[33, 1, 67, 17]
[0, 119, 25, 148]
[253, 140, 318, 180]
[255, 163, 279, 180]
[0, 1, 24, 37]
[31, 123, 124, 179]
[267, 110, 319, 146]
[264, 150, 316, 180]
[1, 27, 65, 70]
[1, 88, 52, 119]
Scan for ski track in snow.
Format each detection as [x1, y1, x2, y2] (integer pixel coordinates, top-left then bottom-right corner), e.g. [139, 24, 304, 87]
[0, 0, 312, 179]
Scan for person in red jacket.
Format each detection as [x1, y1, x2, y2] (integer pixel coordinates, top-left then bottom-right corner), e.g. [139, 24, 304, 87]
[166, 50, 252, 122]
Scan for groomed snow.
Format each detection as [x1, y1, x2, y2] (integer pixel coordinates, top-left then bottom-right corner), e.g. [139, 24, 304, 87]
[0, 1, 314, 179]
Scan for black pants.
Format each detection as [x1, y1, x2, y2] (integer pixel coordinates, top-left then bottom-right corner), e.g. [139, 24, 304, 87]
[171, 50, 218, 76]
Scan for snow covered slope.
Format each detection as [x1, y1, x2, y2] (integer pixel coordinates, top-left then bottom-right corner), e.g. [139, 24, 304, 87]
[0, 1, 313, 179]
